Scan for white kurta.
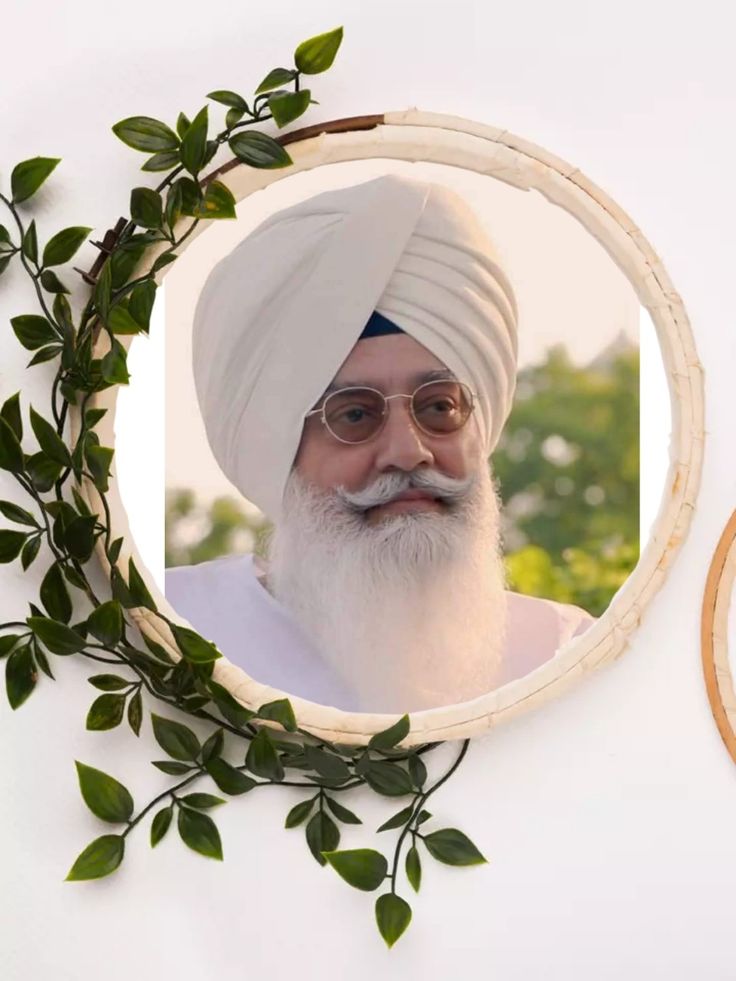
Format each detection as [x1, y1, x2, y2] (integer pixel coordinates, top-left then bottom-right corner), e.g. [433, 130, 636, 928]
[165, 553, 596, 711]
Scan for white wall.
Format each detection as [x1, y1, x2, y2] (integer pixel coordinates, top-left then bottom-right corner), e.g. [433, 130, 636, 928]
[1, 2, 735, 978]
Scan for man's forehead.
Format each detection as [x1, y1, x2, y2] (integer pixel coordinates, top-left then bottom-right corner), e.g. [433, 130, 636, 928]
[322, 366, 457, 397]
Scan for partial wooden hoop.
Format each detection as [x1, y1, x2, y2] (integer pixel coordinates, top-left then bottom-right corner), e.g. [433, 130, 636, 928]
[71, 108, 704, 746]
[701, 510, 736, 762]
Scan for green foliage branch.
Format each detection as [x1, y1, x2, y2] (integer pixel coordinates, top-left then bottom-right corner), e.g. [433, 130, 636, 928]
[0, 26, 488, 949]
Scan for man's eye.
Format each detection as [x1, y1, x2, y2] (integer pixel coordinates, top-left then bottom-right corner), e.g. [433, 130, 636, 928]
[417, 398, 458, 415]
[335, 406, 377, 424]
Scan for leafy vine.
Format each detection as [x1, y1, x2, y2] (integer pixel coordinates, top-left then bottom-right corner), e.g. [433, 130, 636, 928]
[0, 25, 487, 948]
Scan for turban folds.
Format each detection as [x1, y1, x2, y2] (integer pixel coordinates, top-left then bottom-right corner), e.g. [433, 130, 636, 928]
[192, 173, 519, 520]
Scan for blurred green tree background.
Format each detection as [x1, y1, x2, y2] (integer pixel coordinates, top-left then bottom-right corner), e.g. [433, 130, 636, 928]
[166, 337, 639, 618]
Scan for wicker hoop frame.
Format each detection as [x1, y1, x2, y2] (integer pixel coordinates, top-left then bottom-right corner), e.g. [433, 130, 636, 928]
[71, 109, 704, 746]
[701, 510, 736, 762]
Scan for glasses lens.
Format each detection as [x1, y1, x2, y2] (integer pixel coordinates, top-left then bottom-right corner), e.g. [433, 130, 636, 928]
[412, 381, 473, 434]
[324, 388, 386, 442]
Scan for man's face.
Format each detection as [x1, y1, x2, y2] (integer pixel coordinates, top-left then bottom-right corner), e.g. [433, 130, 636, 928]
[293, 334, 486, 524]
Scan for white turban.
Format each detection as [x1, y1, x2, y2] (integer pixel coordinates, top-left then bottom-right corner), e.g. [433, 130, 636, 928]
[192, 173, 519, 520]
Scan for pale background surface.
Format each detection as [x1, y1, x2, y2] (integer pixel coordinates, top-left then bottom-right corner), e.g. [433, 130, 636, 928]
[0, 2, 735, 978]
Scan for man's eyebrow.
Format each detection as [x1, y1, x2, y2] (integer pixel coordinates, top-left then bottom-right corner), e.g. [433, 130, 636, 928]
[322, 368, 457, 397]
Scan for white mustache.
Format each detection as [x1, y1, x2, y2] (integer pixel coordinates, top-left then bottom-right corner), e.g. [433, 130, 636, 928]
[335, 468, 477, 512]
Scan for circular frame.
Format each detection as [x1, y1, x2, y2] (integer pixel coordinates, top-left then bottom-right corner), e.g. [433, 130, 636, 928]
[72, 108, 704, 746]
[701, 509, 736, 762]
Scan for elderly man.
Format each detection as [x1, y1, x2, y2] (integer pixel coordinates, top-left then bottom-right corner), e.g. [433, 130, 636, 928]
[165, 173, 595, 713]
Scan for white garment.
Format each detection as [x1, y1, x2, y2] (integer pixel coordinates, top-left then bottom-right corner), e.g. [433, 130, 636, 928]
[164, 553, 596, 711]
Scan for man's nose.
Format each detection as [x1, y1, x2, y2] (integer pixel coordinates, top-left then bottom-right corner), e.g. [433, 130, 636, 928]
[373, 397, 435, 471]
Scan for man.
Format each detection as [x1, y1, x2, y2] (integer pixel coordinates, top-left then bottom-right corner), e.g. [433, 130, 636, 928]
[165, 173, 595, 713]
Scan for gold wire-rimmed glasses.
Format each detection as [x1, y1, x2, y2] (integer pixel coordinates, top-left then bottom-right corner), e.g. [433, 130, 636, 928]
[304, 379, 477, 445]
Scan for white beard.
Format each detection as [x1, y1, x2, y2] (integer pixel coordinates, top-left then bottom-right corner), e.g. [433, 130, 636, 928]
[264, 464, 508, 713]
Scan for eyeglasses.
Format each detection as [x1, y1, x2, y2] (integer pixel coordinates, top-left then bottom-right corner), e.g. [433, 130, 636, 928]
[304, 379, 476, 445]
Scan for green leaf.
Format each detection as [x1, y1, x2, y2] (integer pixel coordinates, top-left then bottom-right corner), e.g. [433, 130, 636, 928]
[88, 674, 129, 691]
[141, 150, 180, 173]
[25, 451, 62, 490]
[0, 417, 24, 473]
[173, 176, 201, 217]
[27, 616, 86, 655]
[66, 834, 125, 881]
[152, 760, 194, 775]
[255, 67, 296, 95]
[86, 692, 126, 731]
[21, 220, 38, 263]
[87, 600, 123, 646]
[415, 809, 432, 826]
[27, 344, 62, 367]
[101, 337, 130, 385]
[294, 26, 343, 75]
[42, 226, 92, 267]
[305, 811, 339, 866]
[207, 89, 249, 109]
[11, 314, 59, 351]
[408, 754, 427, 789]
[194, 180, 236, 220]
[364, 761, 414, 797]
[75, 761, 134, 823]
[93, 257, 112, 319]
[181, 793, 225, 810]
[0, 529, 27, 563]
[0, 634, 22, 658]
[39, 270, 69, 294]
[405, 844, 421, 892]
[150, 804, 173, 847]
[245, 728, 284, 781]
[11, 157, 61, 203]
[126, 690, 142, 739]
[130, 187, 163, 230]
[285, 796, 316, 828]
[324, 795, 362, 825]
[268, 89, 311, 128]
[304, 744, 351, 780]
[189, 728, 217, 766]
[180, 106, 208, 177]
[5, 643, 37, 709]
[205, 757, 256, 796]
[151, 713, 201, 761]
[176, 112, 191, 139]
[85, 444, 114, 493]
[225, 107, 244, 128]
[33, 642, 54, 680]
[62, 514, 98, 561]
[228, 131, 292, 169]
[1, 393, 22, 441]
[126, 557, 157, 610]
[256, 697, 297, 732]
[20, 534, 41, 570]
[377, 804, 415, 833]
[29, 406, 71, 465]
[128, 280, 156, 331]
[107, 302, 144, 335]
[0, 254, 13, 278]
[208, 680, 256, 728]
[40, 562, 72, 623]
[323, 848, 388, 891]
[170, 623, 220, 664]
[368, 714, 410, 751]
[422, 828, 488, 866]
[106, 536, 123, 565]
[112, 117, 179, 153]
[0, 500, 37, 526]
[375, 893, 412, 948]
[177, 804, 223, 860]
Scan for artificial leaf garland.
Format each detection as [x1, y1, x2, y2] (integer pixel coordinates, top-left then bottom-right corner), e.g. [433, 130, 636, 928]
[0, 24, 489, 949]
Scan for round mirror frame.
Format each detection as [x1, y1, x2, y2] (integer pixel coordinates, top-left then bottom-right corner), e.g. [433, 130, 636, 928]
[702, 509, 736, 762]
[70, 108, 704, 746]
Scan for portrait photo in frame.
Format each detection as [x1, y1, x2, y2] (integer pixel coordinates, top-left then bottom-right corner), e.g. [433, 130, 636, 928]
[98, 110, 703, 745]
